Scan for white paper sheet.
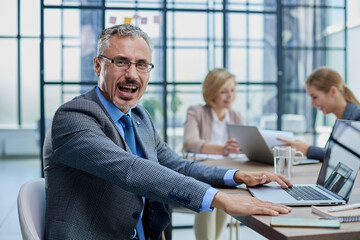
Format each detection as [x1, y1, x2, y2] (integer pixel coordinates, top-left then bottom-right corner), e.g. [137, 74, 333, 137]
[183, 153, 248, 161]
[259, 129, 294, 149]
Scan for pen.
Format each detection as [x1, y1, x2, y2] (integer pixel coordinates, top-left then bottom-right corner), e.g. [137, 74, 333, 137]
[328, 203, 360, 212]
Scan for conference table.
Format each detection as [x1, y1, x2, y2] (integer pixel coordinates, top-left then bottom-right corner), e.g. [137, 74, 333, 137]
[202, 156, 360, 240]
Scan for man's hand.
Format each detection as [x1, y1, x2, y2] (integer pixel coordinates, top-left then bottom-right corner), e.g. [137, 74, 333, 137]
[234, 171, 293, 189]
[211, 191, 292, 216]
[276, 137, 310, 155]
[223, 138, 241, 156]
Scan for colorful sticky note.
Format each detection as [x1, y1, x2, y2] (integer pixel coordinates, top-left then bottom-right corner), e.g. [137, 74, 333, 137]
[124, 17, 132, 24]
[141, 17, 147, 24]
[109, 16, 117, 24]
[154, 15, 161, 24]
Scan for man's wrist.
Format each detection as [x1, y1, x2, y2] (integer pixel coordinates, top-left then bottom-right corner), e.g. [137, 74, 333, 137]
[234, 171, 245, 185]
[224, 169, 238, 186]
[200, 187, 219, 211]
[211, 191, 228, 210]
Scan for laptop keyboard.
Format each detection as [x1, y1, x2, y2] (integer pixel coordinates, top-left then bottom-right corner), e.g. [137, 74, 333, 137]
[284, 186, 331, 201]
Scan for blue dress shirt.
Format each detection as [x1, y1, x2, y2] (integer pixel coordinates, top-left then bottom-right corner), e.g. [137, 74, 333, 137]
[95, 87, 238, 214]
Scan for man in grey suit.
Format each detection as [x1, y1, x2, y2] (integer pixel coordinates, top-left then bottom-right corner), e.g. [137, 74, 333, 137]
[43, 24, 292, 240]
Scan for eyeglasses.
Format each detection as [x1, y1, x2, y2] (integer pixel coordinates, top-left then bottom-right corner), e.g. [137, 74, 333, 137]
[98, 55, 154, 73]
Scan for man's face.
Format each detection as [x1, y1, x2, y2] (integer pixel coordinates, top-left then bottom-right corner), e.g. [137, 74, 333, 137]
[94, 35, 152, 113]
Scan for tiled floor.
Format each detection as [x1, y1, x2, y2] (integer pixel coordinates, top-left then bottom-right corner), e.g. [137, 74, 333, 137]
[0, 158, 267, 240]
[0, 158, 42, 240]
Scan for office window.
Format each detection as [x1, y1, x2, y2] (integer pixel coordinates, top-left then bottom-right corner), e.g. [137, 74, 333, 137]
[228, 13, 277, 83]
[281, 2, 347, 147]
[21, 39, 40, 127]
[227, 0, 276, 11]
[37, 0, 348, 151]
[106, 0, 162, 8]
[44, 0, 102, 6]
[0, 0, 351, 158]
[21, 0, 40, 36]
[0, 1, 17, 36]
[43, 8, 101, 84]
[0, 0, 41, 128]
[167, 85, 203, 152]
[167, 0, 223, 10]
[0, 39, 18, 126]
[167, 11, 223, 82]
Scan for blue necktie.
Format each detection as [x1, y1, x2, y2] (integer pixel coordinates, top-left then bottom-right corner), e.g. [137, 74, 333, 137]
[120, 114, 136, 154]
[120, 114, 145, 240]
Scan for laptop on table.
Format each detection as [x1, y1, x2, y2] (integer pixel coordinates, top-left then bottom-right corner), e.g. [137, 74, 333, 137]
[248, 120, 360, 206]
[227, 124, 319, 165]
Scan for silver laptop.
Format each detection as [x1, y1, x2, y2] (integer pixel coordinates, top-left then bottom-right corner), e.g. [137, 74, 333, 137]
[248, 120, 360, 206]
[227, 124, 319, 165]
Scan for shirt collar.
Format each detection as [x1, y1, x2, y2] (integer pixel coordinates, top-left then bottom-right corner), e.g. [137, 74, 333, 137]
[95, 86, 131, 122]
[211, 108, 229, 123]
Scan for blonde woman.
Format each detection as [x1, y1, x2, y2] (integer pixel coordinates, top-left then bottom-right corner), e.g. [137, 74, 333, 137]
[183, 68, 244, 240]
[278, 67, 360, 160]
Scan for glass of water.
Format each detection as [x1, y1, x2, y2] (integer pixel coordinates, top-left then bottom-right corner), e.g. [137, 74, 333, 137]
[273, 146, 292, 179]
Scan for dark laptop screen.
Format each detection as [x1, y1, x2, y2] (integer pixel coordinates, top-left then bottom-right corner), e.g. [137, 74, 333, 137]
[317, 120, 360, 202]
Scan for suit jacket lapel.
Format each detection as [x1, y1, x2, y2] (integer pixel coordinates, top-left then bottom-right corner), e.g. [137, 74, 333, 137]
[83, 87, 128, 150]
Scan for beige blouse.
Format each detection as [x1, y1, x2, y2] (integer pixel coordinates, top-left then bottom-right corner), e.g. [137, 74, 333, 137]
[183, 105, 245, 153]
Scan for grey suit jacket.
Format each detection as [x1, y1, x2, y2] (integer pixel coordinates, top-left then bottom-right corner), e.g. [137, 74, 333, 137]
[43, 87, 229, 240]
[307, 102, 360, 160]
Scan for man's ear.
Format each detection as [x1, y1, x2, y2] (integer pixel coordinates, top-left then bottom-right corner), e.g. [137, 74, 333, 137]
[93, 57, 101, 76]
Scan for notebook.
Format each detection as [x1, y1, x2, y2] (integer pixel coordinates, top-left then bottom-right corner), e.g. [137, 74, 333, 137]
[312, 205, 360, 222]
[227, 124, 319, 165]
[248, 120, 360, 206]
[270, 217, 340, 228]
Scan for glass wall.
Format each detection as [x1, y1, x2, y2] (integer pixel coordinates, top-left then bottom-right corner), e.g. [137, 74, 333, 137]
[281, 1, 347, 147]
[0, 0, 350, 157]
[0, 0, 40, 128]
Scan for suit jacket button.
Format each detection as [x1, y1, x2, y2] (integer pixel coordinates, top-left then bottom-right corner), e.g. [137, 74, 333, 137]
[132, 212, 140, 219]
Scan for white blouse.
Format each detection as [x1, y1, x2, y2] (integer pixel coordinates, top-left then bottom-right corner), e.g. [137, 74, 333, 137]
[210, 108, 229, 145]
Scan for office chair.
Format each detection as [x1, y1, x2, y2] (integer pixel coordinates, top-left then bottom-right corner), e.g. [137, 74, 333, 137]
[17, 178, 46, 240]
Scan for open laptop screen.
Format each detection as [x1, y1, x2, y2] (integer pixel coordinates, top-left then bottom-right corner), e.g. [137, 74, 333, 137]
[317, 120, 360, 202]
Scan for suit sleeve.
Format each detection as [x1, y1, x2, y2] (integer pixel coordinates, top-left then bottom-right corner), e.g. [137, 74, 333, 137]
[49, 99, 226, 211]
[152, 120, 229, 187]
[133, 104, 228, 187]
[306, 145, 326, 161]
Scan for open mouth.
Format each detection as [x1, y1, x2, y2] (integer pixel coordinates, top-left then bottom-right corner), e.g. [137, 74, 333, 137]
[118, 85, 138, 93]
[116, 80, 142, 99]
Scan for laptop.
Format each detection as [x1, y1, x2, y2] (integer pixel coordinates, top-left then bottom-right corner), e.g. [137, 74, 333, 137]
[248, 120, 360, 206]
[227, 124, 319, 165]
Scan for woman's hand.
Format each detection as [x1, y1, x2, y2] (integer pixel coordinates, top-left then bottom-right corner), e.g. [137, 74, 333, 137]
[223, 138, 241, 156]
[276, 137, 310, 155]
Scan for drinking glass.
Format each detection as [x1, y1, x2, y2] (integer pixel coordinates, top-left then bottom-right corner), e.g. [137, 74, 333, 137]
[273, 146, 292, 179]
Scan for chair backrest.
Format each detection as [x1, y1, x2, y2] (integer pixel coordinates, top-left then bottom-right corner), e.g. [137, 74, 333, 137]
[17, 178, 46, 240]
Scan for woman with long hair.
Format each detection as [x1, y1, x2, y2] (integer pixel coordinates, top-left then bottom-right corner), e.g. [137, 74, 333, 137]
[278, 66, 360, 160]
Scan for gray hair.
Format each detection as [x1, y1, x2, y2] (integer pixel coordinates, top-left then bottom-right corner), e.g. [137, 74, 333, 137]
[97, 24, 153, 56]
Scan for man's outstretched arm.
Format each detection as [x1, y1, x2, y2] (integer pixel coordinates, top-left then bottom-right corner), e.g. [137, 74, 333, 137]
[211, 171, 293, 216]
